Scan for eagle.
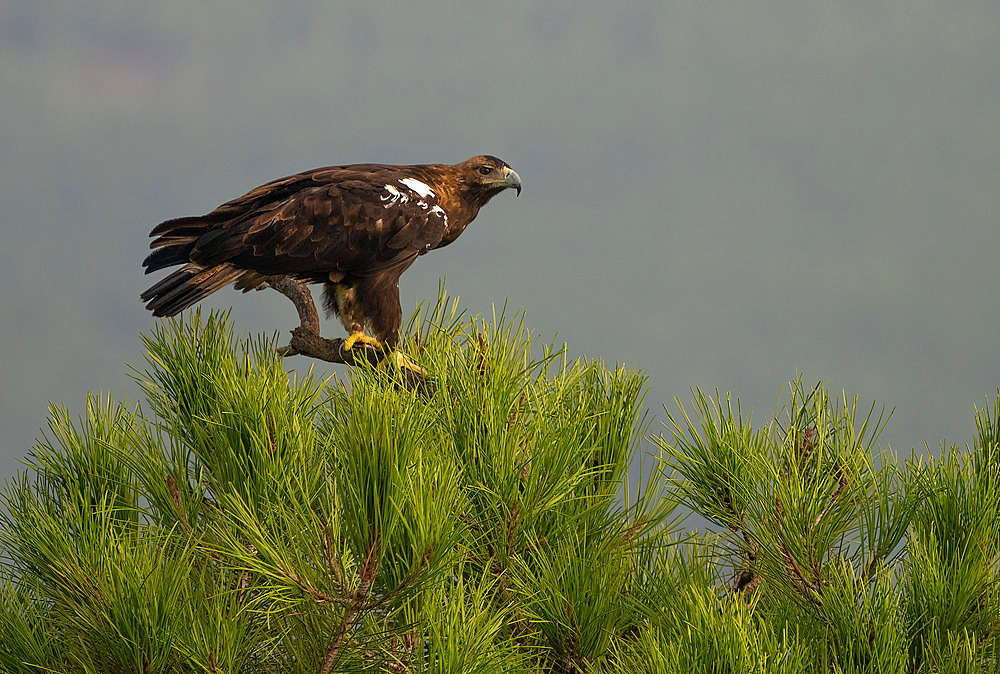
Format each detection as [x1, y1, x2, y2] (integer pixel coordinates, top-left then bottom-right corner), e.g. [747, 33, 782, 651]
[141, 155, 521, 352]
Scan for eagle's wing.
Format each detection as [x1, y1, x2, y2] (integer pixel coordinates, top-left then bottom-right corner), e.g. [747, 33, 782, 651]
[142, 168, 449, 315]
[197, 169, 448, 277]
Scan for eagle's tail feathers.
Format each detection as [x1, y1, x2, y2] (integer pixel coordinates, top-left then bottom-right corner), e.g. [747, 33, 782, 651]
[142, 264, 245, 317]
[142, 244, 196, 274]
[149, 214, 223, 237]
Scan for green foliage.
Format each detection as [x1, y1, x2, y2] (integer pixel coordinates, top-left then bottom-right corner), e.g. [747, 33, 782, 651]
[902, 403, 1000, 667]
[2, 296, 1000, 672]
[610, 587, 810, 674]
[0, 297, 670, 673]
[658, 381, 1000, 672]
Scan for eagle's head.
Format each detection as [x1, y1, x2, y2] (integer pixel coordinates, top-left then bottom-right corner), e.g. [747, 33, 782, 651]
[458, 155, 522, 205]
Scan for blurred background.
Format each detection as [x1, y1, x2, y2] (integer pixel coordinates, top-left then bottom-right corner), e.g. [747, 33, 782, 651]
[1, 1, 998, 480]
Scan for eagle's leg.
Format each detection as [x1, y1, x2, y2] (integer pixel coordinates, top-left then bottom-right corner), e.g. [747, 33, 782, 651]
[273, 279, 428, 382]
[323, 282, 385, 352]
[269, 279, 382, 364]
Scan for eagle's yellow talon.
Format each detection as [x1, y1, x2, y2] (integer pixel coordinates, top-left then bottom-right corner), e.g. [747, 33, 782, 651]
[343, 332, 382, 351]
[392, 351, 429, 376]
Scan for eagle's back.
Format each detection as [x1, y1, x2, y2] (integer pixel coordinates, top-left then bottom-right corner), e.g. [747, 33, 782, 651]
[141, 165, 452, 317]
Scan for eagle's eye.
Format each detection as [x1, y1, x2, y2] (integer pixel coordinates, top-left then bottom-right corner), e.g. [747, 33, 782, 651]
[477, 165, 493, 176]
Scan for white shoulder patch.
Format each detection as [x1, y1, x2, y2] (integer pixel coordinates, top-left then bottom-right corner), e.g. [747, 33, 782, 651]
[399, 178, 435, 198]
[381, 184, 409, 207]
[430, 205, 448, 224]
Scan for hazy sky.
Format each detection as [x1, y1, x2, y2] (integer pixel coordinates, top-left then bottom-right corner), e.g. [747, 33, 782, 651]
[2, 1, 999, 479]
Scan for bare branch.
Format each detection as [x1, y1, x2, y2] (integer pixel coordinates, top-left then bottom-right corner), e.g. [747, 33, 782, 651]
[267, 279, 386, 366]
[267, 279, 435, 392]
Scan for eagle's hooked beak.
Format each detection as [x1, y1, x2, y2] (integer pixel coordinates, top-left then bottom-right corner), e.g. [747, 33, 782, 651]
[503, 167, 522, 196]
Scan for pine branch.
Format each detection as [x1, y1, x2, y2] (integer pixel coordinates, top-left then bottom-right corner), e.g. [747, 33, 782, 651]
[319, 538, 381, 674]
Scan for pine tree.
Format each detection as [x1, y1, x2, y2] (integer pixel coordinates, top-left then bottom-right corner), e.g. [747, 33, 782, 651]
[2, 293, 998, 672]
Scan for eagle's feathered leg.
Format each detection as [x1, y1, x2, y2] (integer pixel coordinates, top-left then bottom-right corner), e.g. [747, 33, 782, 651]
[322, 282, 385, 352]
[268, 278, 429, 379]
[270, 280, 382, 362]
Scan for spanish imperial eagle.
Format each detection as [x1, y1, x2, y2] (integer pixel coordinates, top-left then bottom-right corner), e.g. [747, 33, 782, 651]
[141, 155, 521, 351]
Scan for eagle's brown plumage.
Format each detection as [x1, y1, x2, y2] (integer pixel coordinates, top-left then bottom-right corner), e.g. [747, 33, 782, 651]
[142, 155, 521, 349]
